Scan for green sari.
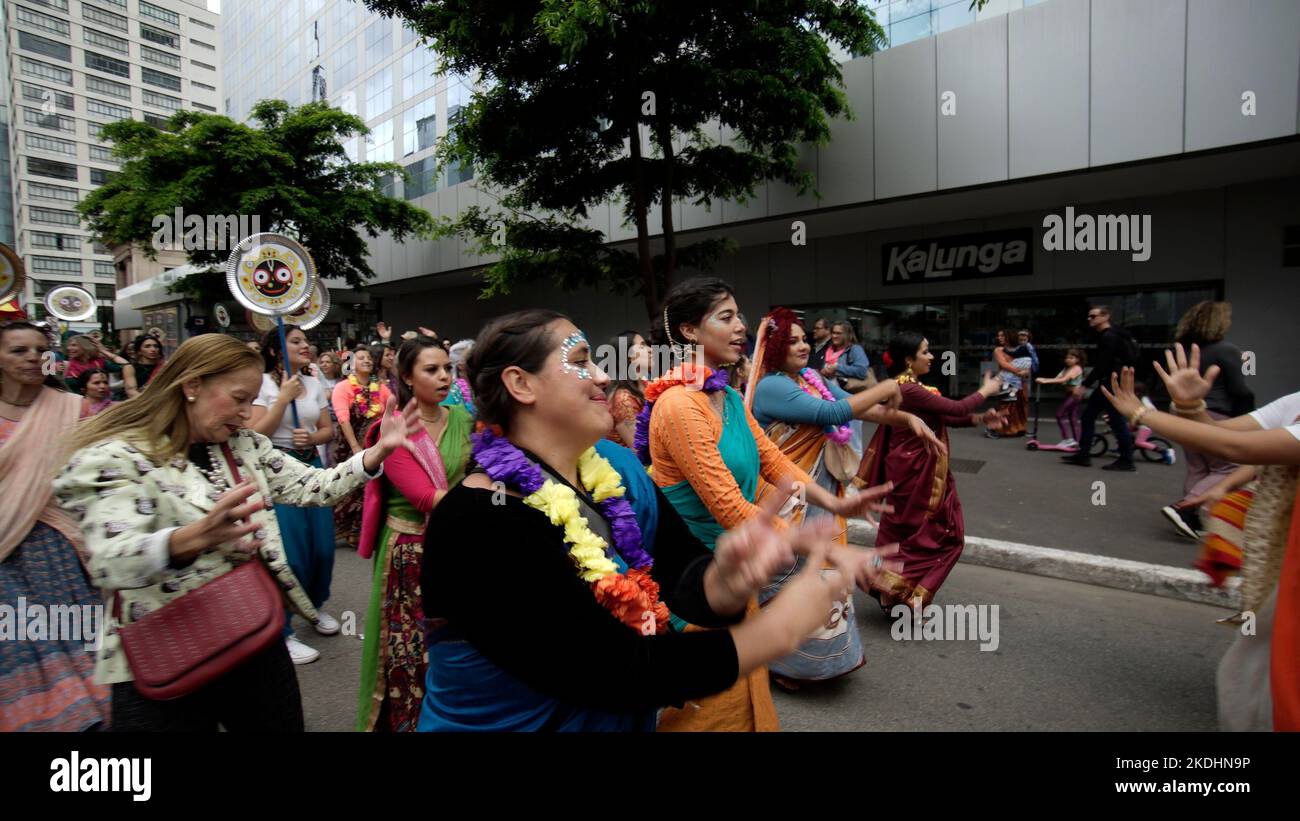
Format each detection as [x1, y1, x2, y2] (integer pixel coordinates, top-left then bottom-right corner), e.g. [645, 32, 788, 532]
[357, 405, 470, 732]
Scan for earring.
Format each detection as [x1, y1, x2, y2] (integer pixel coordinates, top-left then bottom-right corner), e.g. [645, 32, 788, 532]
[187, 395, 196, 402]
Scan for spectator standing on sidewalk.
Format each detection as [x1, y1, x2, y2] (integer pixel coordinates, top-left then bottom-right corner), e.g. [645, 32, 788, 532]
[1062, 305, 1140, 471]
[807, 318, 832, 374]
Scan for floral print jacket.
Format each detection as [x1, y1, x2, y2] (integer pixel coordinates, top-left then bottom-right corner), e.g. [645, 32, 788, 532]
[53, 428, 377, 684]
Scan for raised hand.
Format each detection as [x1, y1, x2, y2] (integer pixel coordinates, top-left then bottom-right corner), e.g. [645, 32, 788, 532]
[376, 321, 392, 342]
[1099, 366, 1142, 420]
[979, 370, 1003, 397]
[169, 481, 264, 561]
[1153, 342, 1217, 406]
[713, 478, 804, 604]
[831, 481, 894, 527]
[376, 396, 421, 456]
[822, 541, 904, 593]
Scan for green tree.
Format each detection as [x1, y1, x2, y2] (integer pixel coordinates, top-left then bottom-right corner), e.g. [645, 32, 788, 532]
[365, 0, 891, 317]
[77, 101, 434, 299]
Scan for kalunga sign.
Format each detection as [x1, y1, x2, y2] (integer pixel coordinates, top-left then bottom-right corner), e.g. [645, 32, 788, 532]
[882, 229, 1033, 285]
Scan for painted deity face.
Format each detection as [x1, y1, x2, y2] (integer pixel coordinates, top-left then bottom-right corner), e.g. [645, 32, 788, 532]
[251, 259, 294, 298]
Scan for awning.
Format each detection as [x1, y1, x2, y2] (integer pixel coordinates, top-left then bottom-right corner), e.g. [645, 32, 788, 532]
[114, 263, 213, 328]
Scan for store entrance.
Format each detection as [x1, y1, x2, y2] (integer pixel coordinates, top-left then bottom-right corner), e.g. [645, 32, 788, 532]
[791, 283, 1221, 404]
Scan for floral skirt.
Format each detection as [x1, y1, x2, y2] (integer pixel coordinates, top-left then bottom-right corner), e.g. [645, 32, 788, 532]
[358, 526, 427, 732]
[0, 523, 110, 731]
[333, 414, 379, 548]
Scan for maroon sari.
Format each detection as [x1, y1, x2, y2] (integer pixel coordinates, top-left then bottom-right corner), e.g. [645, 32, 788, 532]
[860, 382, 985, 606]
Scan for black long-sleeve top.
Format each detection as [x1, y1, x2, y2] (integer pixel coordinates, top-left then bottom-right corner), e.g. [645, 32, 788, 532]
[1193, 340, 1255, 417]
[420, 481, 745, 714]
[1082, 326, 1132, 388]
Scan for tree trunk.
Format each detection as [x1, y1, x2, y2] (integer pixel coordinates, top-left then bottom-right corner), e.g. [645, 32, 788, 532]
[656, 110, 676, 297]
[629, 118, 657, 318]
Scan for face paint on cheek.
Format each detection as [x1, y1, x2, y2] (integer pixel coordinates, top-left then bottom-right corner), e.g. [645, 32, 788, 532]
[559, 331, 592, 380]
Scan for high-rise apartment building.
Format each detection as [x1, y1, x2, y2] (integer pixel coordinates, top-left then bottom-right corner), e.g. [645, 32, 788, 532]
[4, 0, 220, 331]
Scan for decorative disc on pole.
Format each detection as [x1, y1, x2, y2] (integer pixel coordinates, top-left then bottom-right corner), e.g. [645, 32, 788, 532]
[284, 282, 330, 330]
[224, 233, 317, 316]
[0, 243, 26, 305]
[213, 302, 231, 328]
[44, 284, 97, 322]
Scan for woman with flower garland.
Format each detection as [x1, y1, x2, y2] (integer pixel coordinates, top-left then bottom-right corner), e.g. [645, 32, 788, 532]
[859, 332, 1004, 614]
[604, 330, 651, 448]
[416, 309, 898, 732]
[641, 278, 896, 732]
[748, 308, 944, 689]
[357, 336, 471, 732]
[332, 346, 393, 549]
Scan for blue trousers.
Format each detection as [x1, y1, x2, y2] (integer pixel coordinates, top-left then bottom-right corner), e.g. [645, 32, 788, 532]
[273, 457, 337, 637]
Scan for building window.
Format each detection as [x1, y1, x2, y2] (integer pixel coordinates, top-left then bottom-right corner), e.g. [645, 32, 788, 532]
[143, 113, 172, 130]
[16, 6, 71, 37]
[139, 1, 179, 28]
[89, 167, 118, 185]
[446, 76, 474, 185]
[403, 157, 437, 200]
[19, 31, 71, 62]
[31, 256, 82, 275]
[190, 17, 215, 30]
[311, 65, 327, 102]
[85, 51, 130, 78]
[189, 38, 215, 51]
[93, 241, 110, 254]
[86, 98, 131, 120]
[27, 0, 69, 10]
[25, 132, 77, 156]
[22, 84, 74, 110]
[365, 68, 392, 120]
[139, 23, 180, 49]
[364, 19, 392, 68]
[402, 46, 436, 100]
[95, 261, 116, 278]
[191, 59, 216, 71]
[88, 145, 119, 164]
[85, 75, 130, 99]
[20, 57, 73, 85]
[377, 172, 396, 198]
[82, 4, 128, 32]
[402, 23, 420, 47]
[84, 27, 128, 54]
[28, 157, 78, 181]
[367, 119, 393, 163]
[142, 90, 181, 111]
[97, 0, 125, 7]
[141, 46, 181, 70]
[30, 206, 81, 225]
[141, 67, 181, 91]
[30, 231, 82, 250]
[193, 102, 217, 112]
[334, 38, 359, 89]
[192, 80, 216, 92]
[23, 107, 76, 133]
[402, 98, 436, 157]
[28, 182, 79, 203]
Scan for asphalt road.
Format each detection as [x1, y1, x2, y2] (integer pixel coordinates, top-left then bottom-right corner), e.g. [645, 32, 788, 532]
[296, 547, 1236, 732]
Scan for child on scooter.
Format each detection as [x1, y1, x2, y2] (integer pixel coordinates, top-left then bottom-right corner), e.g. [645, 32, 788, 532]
[1036, 348, 1086, 447]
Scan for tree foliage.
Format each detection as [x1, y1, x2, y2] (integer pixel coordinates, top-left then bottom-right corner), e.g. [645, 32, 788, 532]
[364, 0, 889, 317]
[77, 101, 434, 297]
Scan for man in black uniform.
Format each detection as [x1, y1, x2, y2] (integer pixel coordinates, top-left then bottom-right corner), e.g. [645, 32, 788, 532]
[1063, 305, 1139, 471]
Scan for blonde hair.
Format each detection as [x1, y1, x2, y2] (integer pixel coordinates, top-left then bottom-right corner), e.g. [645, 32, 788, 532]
[1175, 301, 1232, 346]
[65, 334, 262, 464]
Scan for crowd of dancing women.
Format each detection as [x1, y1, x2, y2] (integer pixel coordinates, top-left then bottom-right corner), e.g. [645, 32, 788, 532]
[1, 277, 1297, 732]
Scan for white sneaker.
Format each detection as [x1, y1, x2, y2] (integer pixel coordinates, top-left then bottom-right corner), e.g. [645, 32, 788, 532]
[1059, 438, 1077, 448]
[285, 635, 320, 665]
[314, 612, 340, 636]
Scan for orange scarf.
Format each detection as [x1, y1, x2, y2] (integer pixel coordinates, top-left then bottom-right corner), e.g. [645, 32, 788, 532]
[1272, 479, 1300, 730]
[0, 387, 85, 563]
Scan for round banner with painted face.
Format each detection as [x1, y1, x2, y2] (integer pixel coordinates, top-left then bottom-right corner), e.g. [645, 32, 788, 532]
[0, 243, 25, 305]
[213, 303, 231, 328]
[225, 233, 317, 315]
[247, 309, 277, 334]
[283, 282, 330, 330]
[44, 284, 97, 322]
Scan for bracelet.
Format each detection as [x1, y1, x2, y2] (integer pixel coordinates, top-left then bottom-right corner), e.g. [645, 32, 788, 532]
[1128, 406, 1151, 428]
[1170, 399, 1207, 416]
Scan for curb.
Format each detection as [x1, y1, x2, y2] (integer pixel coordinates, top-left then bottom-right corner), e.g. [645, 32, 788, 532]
[846, 519, 1239, 609]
